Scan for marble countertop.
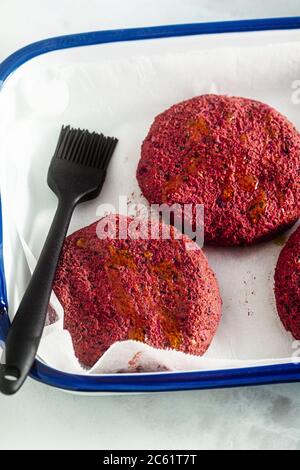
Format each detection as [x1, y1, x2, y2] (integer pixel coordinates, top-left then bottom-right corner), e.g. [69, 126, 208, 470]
[1, 0, 300, 450]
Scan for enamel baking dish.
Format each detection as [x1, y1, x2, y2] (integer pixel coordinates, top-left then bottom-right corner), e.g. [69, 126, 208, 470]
[1, 17, 300, 393]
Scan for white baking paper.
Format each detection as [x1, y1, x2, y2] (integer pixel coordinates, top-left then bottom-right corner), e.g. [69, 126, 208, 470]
[0, 30, 300, 374]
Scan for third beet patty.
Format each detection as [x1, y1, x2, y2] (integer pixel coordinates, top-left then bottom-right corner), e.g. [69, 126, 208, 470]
[137, 94, 300, 246]
[275, 226, 300, 339]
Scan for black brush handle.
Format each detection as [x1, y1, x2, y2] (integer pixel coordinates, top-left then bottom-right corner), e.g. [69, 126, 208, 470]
[0, 198, 75, 395]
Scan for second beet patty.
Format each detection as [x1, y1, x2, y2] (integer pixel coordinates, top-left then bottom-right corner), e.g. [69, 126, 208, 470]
[137, 94, 300, 246]
[53, 215, 222, 367]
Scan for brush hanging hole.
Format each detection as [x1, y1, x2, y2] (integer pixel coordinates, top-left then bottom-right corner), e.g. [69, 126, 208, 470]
[3, 366, 20, 382]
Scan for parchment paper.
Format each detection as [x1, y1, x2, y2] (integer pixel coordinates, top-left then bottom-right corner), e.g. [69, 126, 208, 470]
[0, 33, 300, 373]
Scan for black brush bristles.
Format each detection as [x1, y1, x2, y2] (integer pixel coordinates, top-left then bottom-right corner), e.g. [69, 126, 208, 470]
[54, 125, 118, 170]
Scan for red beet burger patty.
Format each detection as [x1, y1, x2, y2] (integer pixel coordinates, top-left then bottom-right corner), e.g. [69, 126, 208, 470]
[274, 226, 300, 339]
[137, 94, 300, 245]
[53, 215, 222, 367]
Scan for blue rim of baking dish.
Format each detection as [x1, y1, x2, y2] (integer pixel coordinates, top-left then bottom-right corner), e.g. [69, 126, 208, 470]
[1, 16, 300, 392]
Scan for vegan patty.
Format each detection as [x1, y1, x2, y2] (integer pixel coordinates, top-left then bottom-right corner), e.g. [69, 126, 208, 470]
[53, 215, 222, 367]
[137, 94, 300, 245]
[275, 226, 300, 339]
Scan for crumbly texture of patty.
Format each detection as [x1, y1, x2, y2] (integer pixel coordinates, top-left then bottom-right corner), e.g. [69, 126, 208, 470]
[53, 215, 222, 367]
[137, 94, 300, 246]
[274, 226, 300, 339]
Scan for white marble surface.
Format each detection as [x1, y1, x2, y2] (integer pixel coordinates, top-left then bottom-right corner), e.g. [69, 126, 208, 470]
[0, 0, 300, 450]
